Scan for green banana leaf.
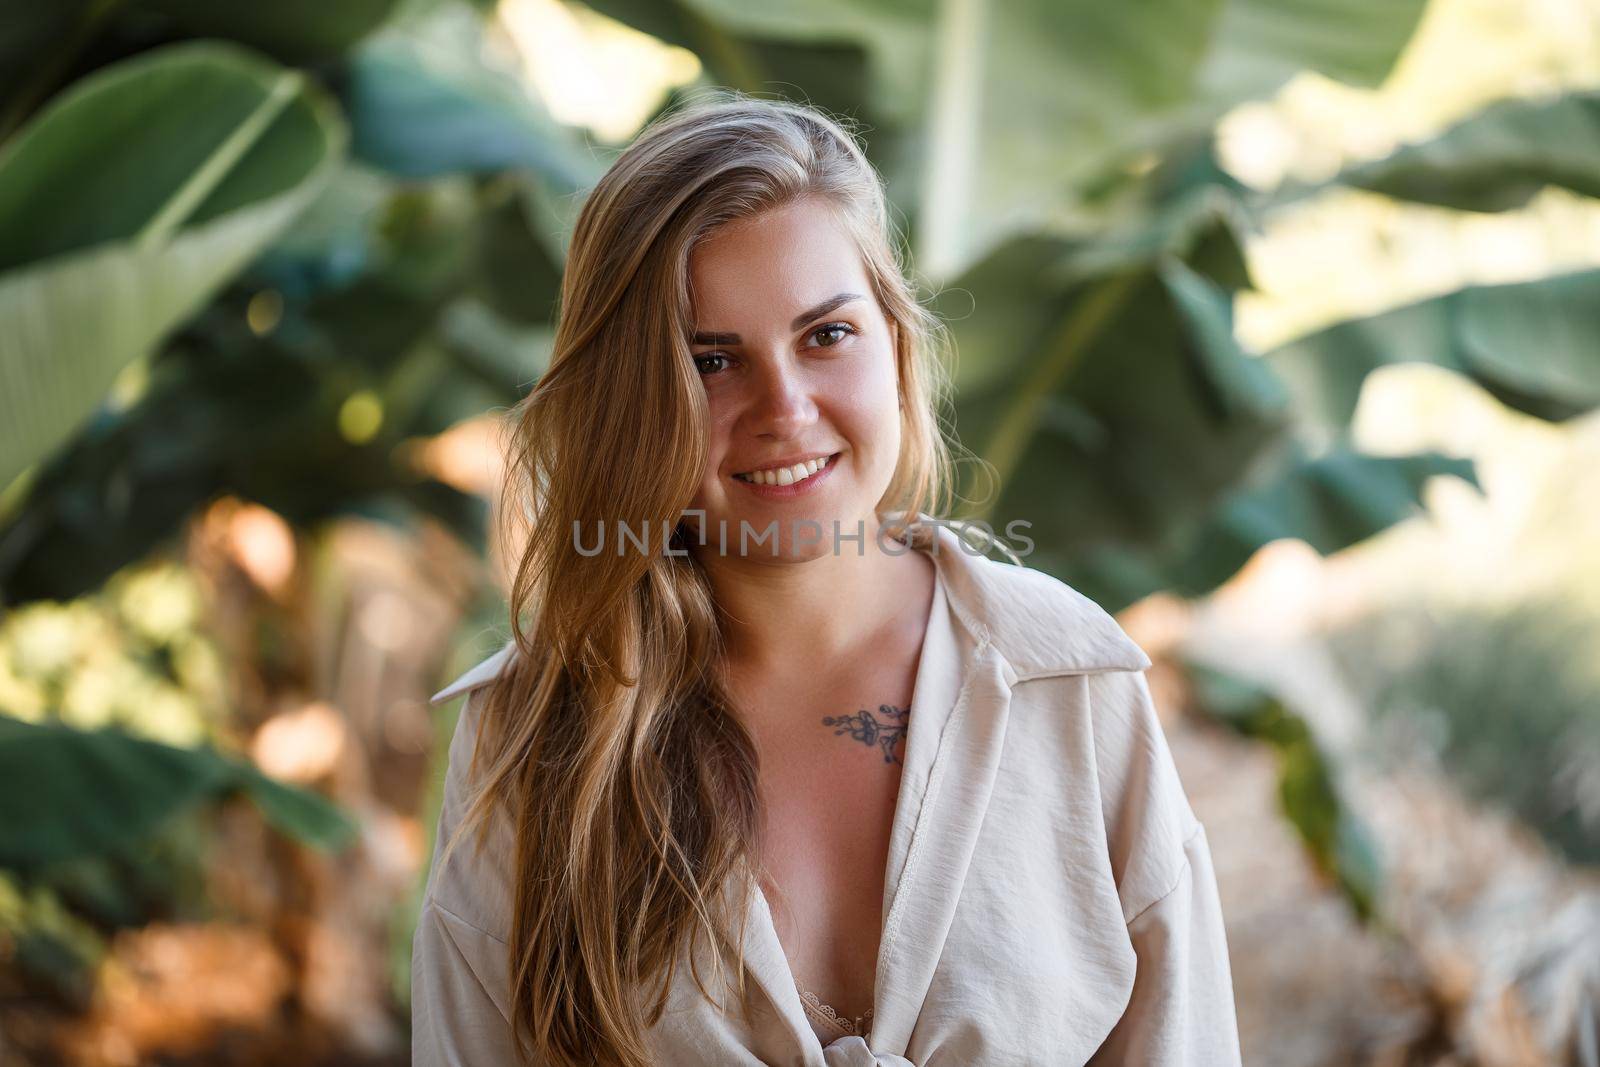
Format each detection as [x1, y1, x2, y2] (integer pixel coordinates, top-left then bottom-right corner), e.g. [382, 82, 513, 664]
[0, 717, 357, 869]
[0, 175, 505, 603]
[1265, 267, 1600, 432]
[1194, 0, 1432, 101]
[910, 0, 1430, 274]
[942, 199, 1485, 610]
[945, 204, 1269, 542]
[1186, 661, 1383, 922]
[584, 0, 928, 119]
[1003, 439, 1477, 614]
[0, 41, 576, 604]
[341, 6, 601, 187]
[952, 248, 1587, 609]
[587, 0, 1430, 275]
[142, 0, 405, 61]
[1163, 447, 1479, 600]
[0, 309, 495, 603]
[0, 41, 346, 494]
[1322, 88, 1600, 212]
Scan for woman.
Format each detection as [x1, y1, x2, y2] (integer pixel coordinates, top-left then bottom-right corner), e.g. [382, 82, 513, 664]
[411, 95, 1241, 1066]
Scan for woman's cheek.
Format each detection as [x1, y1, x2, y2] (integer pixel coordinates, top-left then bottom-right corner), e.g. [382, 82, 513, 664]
[845, 343, 900, 423]
[689, 400, 741, 510]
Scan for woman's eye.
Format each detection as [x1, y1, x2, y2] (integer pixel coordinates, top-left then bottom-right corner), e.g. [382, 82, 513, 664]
[694, 353, 730, 376]
[811, 323, 855, 347]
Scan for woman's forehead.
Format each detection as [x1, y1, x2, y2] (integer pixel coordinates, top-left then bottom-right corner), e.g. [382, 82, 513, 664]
[688, 203, 871, 323]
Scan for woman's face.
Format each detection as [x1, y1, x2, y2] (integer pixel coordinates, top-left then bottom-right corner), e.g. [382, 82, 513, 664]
[685, 196, 901, 561]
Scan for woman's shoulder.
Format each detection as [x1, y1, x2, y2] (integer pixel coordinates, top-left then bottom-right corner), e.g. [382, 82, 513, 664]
[429, 637, 520, 706]
[932, 537, 1152, 681]
[420, 638, 524, 945]
[942, 548, 1200, 919]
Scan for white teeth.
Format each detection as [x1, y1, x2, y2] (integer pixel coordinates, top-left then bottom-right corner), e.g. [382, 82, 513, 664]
[738, 454, 832, 485]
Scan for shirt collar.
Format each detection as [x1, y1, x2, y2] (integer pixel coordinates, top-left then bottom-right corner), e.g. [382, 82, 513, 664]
[898, 513, 1150, 682]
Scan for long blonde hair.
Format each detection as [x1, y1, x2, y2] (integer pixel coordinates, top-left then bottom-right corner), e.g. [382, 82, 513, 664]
[435, 92, 957, 1067]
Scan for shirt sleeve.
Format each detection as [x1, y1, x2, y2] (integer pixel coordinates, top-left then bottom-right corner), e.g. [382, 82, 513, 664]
[411, 896, 527, 1066]
[1087, 822, 1242, 1065]
[1085, 667, 1243, 1066]
[411, 684, 533, 1066]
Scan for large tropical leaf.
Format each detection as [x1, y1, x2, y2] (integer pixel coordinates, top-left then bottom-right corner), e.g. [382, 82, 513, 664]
[589, 0, 1430, 275]
[1187, 661, 1383, 922]
[1324, 89, 1600, 213]
[141, 0, 405, 62]
[941, 194, 1487, 610]
[340, 6, 600, 188]
[0, 288, 493, 603]
[944, 201, 1268, 542]
[0, 0, 399, 149]
[1265, 268, 1600, 432]
[1141, 446, 1477, 607]
[918, 0, 1429, 273]
[582, 0, 928, 119]
[1195, 0, 1432, 102]
[0, 41, 346, 494]
[0, 176, 511, 604]
[1, 80, 566, 605]
[1007, 442, 1478, 613]
[0, 717, 357, 869]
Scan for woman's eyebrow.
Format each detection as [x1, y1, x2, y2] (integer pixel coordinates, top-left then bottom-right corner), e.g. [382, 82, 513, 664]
[789, 291, 865, 331]
[690, 292, 865, 345]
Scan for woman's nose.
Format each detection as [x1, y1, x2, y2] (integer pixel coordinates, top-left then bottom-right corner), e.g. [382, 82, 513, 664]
[745, 361, 816, 438]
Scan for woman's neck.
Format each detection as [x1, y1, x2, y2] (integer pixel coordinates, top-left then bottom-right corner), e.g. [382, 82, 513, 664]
[696, 514, 934, 675]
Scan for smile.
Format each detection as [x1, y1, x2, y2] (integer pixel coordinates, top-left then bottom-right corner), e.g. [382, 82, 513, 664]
[733, 452, 838, 486]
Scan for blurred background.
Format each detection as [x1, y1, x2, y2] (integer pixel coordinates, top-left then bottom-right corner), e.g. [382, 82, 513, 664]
[1, 0, 1598, 1063]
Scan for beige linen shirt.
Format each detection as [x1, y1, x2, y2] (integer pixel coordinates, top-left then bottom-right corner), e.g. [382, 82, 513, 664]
[411, 521, 1242, 1065]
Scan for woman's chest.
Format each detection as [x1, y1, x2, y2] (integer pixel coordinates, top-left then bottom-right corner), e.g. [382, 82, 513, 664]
[758, 741, 903, 1007]
[648, 686, 1139, 1064]
[742, 674, 920, 1028]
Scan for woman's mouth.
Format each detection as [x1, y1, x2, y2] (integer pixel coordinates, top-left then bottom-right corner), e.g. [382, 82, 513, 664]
[731, 452, 841, 497]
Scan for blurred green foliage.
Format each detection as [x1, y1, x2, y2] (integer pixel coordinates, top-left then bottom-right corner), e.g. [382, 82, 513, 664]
[1, 561, 224, 743]
[1188, 661, 1384, 922]
[0, 557, 355, 1001]
[1332, 599, 1600, 865]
